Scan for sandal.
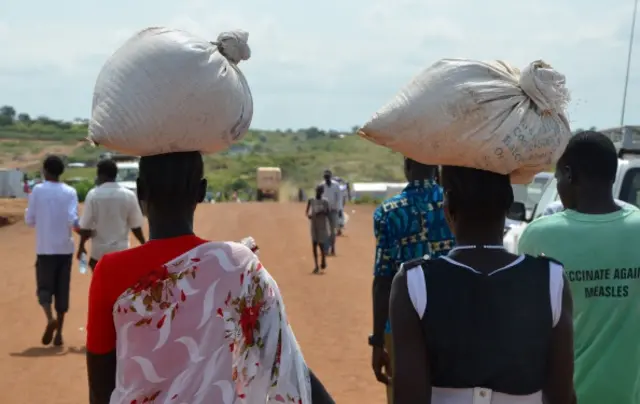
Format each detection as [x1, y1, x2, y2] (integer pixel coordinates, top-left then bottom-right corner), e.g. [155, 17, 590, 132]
[41, 319, 58, 346]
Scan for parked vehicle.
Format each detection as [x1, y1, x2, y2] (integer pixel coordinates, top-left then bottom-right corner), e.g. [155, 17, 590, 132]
[256, 167, 281, 201]
[115, 160, 140, 193]
[504, 172, 554, 234]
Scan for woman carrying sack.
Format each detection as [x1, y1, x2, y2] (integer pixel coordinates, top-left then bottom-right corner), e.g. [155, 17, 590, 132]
[359, 59, 576, 404]
[85, 28, 333, 404]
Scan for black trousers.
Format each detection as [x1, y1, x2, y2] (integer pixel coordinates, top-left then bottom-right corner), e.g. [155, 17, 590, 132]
[35, 254, 72, 313]
[89, 258, 99, 271]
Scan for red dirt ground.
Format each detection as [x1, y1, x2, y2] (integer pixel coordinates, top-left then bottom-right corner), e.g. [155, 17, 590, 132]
[0, 202, 385, 403]
[0, 198, 27, 228]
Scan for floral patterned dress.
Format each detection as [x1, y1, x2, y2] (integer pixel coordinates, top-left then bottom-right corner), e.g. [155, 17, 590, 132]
[109, 241, 311, 404]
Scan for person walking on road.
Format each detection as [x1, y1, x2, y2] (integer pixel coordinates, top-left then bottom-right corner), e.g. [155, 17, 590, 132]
[77, 159, 146, 271]
[320, 169, 341, 256]
[519, 131, 640, 404]
[306, 185, 331, 273]
[370, 158, 455, 404]
[333, 177, 349, 236]
[390, 165, 576, 404]
[25, 155, 79, 347]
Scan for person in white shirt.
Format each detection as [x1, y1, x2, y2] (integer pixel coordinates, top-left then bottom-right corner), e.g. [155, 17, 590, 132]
[25, 155, 79, 347]
[321, 169, 342, 255]
[77, 159, 145, 271]
[541, 198, 637, 216]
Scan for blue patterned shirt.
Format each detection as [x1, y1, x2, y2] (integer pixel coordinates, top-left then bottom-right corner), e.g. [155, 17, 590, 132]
[373, 180, 455, 332]
[373, 180, 455, 276]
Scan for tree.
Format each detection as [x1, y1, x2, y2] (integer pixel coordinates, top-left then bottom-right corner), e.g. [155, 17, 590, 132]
[304, 127, 325, 139]
[227, 177, 249, 191]
[36, 115, 53, 125]
[17, 113, 31, 124]
[0, 105, 16, 121]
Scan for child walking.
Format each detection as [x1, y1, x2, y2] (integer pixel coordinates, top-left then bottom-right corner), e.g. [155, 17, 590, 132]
[306, 185, 331, 274]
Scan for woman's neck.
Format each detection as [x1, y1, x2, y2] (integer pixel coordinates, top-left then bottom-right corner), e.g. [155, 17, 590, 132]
[147, 210, 195, 240]
[453, 226, 505, 247]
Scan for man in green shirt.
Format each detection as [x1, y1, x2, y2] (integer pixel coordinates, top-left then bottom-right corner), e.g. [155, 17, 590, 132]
[519, 131, 640, 404]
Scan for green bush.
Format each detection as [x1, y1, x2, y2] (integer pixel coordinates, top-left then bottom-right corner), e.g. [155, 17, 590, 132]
[70, 180, 94, 202]
[354, 195, 385, 205]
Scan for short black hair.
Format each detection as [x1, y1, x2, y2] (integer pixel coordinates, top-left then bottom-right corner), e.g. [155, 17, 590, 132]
[405, 158, 437, 179]
[557, 130, 617, 183]
[138, 151, 204, 210]
[43, 155, 65, 177]
[440, 166, 513, 224]
[96, 159, 118, 181]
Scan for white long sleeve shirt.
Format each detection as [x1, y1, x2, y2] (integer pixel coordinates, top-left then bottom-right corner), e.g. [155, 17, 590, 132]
[25, 181, 78, 255]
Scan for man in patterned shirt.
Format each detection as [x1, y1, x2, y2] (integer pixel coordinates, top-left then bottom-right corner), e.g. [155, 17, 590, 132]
[369, 158, 455, 404]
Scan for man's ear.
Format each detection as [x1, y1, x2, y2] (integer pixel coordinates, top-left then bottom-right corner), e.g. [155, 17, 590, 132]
[564, 166, 573, 183]
[136, 178, 145, 202]
[443, 199, 455, 232]
[196, 178, 207, 204]
[136, 178, 148, 216]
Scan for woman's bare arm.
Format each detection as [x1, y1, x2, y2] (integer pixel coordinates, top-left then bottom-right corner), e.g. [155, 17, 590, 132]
[543, 273, 576, 404]
[390, 268, 431, 404]
[87, 351, 117, 404]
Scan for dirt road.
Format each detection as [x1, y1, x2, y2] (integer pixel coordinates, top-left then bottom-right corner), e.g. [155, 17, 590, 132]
[0, 202, 385, 403]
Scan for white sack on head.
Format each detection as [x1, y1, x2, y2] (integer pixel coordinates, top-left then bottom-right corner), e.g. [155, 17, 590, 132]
[358, 59, 572, 184]
[89, 27, 253, 157]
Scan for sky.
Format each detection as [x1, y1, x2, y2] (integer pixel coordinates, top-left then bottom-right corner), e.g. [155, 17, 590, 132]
[0, 0, 638, 132]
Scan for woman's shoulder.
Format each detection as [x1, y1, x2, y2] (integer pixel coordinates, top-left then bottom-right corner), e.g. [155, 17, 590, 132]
[185, 240, 260, 272]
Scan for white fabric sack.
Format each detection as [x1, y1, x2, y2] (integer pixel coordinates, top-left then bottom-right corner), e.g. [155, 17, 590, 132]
[89, 27, 253, 156]
[358, 59, 571, 184]
[339, 212, 349, 228]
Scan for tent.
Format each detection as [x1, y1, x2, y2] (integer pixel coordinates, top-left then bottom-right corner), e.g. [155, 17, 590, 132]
[0, 169, 27, 198]
[352, 182, 408, 201]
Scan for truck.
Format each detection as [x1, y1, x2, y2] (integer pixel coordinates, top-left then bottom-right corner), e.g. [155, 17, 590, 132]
[256, 167, 281, 201]
[504, 125, 640, 253]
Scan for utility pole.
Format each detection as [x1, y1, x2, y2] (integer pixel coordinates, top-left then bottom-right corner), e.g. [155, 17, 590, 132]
[620, 0, 639, 126]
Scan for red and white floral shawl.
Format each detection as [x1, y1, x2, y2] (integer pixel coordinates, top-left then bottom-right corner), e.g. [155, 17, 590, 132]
[109, 241, 311, 404]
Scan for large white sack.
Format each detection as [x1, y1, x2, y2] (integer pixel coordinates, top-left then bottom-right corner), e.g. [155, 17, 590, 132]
[89, 27, 253, 156]
[358, 59, 571, 184]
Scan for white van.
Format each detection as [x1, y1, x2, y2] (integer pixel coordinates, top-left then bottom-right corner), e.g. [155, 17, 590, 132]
[115, 161, 139, 192]
[505, 172, 554, 232]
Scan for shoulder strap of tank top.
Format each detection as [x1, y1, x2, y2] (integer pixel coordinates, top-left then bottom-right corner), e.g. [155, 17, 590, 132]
[401, 256, 429, 319]
[403, 255, 565, 325]
[548, 259, 564, 327]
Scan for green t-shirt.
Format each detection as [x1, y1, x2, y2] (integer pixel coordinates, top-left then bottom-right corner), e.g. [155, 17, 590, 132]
[518, 206, 640, 404]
